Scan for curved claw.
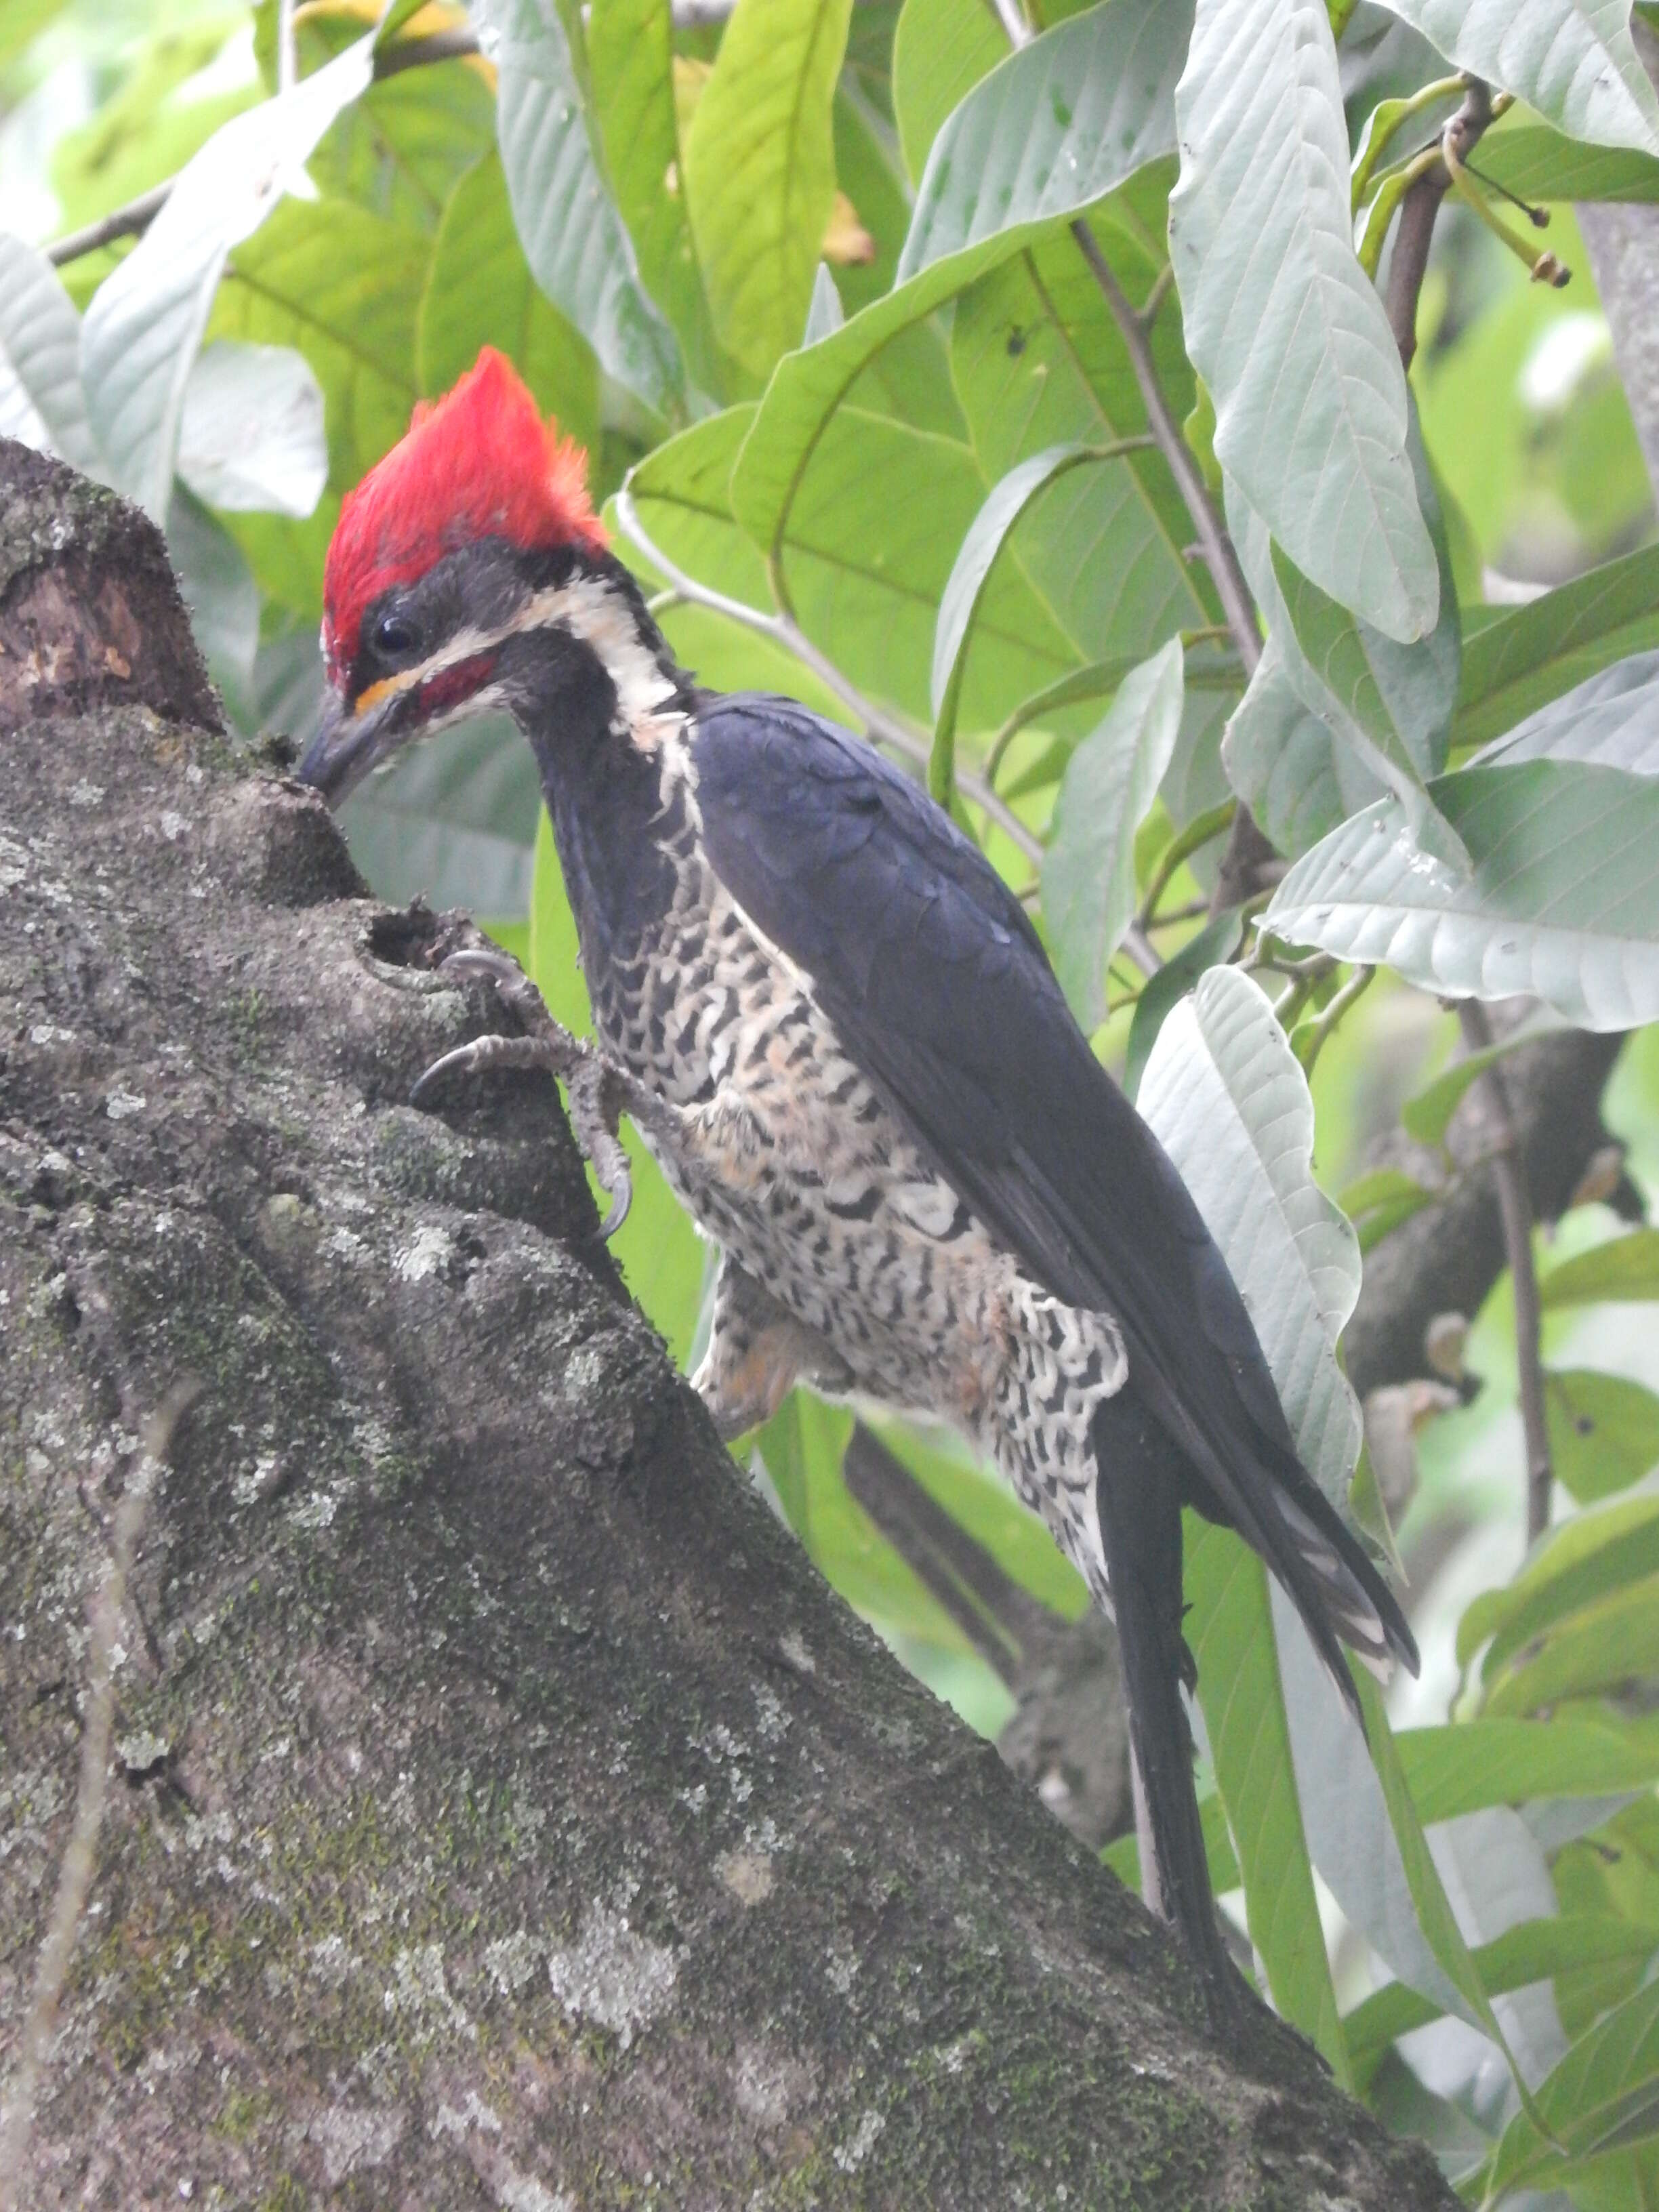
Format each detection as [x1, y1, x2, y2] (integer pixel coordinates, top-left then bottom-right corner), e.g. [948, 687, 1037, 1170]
[596, 1172, 633, 1240]
[410, 1042, 478, 1105]
[436, 947, 522, 988]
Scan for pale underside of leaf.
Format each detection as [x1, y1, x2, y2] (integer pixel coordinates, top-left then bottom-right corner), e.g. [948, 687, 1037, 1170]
[896, 0, 1193, 281]
[481, 0, 683, 415]
[1376, 0, 1659, 157]
[1268, 758, 1659, 1030]
[0, 234, 100, 472]
[1138, 964, 1362, 1503]
[79, 34, 375, 520]
[1170, 0, 1439, 641]
[1040, 637, 1185, 1031]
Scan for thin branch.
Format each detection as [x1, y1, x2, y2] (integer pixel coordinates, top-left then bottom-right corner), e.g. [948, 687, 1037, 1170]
[1458, 1003, 1552, 1542]
[372, 24, 481, 77]
[1385, 79, 1494, 371]
[44, 182, 171, 268]
[1292, 964, 1374, 1078]
[43, 26, 489, 265]
[0, 1382, 200, 2212]
[1066, 224, 1261, 678]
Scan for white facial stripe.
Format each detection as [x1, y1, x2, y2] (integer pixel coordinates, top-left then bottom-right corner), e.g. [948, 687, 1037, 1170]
[373, 572, 680, 733]
[514, 575, 681, 727]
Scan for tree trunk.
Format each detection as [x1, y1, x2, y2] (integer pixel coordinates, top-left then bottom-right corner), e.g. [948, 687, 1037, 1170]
[0, 441, 1454, 2209]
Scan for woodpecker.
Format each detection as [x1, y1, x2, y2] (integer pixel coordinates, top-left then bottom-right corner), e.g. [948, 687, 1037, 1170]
[299, 349, 1416, 2024]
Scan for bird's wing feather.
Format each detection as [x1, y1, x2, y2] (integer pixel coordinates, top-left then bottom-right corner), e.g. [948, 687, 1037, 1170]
[690, 695, 1413, 1675]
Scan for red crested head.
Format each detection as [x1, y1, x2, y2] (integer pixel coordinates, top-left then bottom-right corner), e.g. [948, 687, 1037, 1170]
[321, 347, 606, 687]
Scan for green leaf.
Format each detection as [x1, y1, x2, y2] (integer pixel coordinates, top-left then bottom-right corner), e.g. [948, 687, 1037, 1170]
[0, 236, 100, 473]
[1169, 0, 1439, 642]
[1399, 1713, 1659, 1821]
[1139, 966, 1361, 1500]
[1548, 1371, 1659, 1504]
[1187, 1524, 1347, 2080]
[1338, 1166, 1441, 1253]
[1040, 639, 1185, 1031]
[417, 150, 600, 449]
[1221, 636, 1376, 857]
[587, 0, 718, 388]
[1540, 1228, 1659, 1309]
[1482, 1981, 1659, 2202]
[890, 0, 1008, 184]
[947, 182, 1221, 674]
[1289, 1613, 1532, 2076]
[1373, 1, 1659, 156]
[1454, 547, 1659, 752]
[895, 0, 1191, 280]
[1121, 905, 1242, 1101]
[932, 441, 1101, 744]
[1268, 541, 1464, 861]
[731, 1, 1189, 566]
[529, 813, 708, 1362]
[1399, 1026, 1551, 1146]
[1479, 105, 1659, 202]
[480, 0, 684, 415]
[213, 197, 427, 489]
[1486, 1570, 1659, 1717]
[306, 38, 495, 232]
[79, 33, 377, 519]
[630, 400, 1078, 733]
[681, 0, 852, 381]
[753, 1397, 1044, 1655]
[1264, 399, 1461, 785]
[1459, 1493, 1659, 1677]
[1265, 759, 1659, 1031]
[1223, 403, 1462, 859]
[1346, 1914, 1659, 2087]
[828, 86, 964, 438]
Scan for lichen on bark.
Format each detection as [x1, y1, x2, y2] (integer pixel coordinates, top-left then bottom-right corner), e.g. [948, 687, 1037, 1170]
[0, 440, 1454, 2209]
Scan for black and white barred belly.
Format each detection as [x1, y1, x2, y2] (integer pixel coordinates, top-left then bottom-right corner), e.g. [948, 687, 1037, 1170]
[579, 774, 1128, 1589]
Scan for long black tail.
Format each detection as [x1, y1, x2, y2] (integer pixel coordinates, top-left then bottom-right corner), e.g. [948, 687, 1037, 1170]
[1090, 1388, 1238, 2029]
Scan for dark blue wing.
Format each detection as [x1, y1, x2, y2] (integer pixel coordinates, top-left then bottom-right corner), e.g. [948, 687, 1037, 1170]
[690, 693, 1414, 1677]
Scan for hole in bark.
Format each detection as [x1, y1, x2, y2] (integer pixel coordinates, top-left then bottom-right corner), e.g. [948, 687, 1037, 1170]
[367, 897, 443, 970]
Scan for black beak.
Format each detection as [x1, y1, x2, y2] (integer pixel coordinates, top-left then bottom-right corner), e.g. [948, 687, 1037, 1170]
[296, 685, 403, 808]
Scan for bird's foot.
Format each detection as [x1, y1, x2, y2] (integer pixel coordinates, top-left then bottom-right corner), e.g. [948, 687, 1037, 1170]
[412, 946, 636, 1237]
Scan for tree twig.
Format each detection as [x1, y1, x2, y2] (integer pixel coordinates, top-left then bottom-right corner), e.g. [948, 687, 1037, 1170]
[0, 1382, 199, 2212]
[44, 182, 171, 268]
[1384, 79, 1495, 371]
[1066, 224, 1261, 678]
[1457, 1004, 1552, 1542]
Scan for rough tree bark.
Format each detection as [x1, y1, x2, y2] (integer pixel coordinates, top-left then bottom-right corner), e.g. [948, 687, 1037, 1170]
[0, 447, 1460, 2207]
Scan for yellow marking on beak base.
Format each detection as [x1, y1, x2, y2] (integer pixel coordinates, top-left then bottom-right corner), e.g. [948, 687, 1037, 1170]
[353, 668, 423, 717]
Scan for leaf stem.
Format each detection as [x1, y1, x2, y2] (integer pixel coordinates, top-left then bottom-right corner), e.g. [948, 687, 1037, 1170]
[1067, 220, 1262, 677]
[1458, 1002, 1553, 1543]
[1292, 963, 1374, 1076]
[1136, 798, 1236, 930]
[1383, 79, 1495, 371]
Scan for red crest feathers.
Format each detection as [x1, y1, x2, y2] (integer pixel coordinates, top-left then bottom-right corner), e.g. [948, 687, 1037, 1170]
[322, 347, 606, 684]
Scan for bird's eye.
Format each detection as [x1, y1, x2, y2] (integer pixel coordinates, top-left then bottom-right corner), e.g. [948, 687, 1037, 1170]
[372, 608, 422, 660]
